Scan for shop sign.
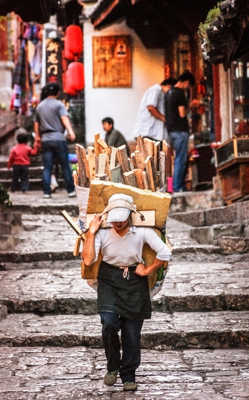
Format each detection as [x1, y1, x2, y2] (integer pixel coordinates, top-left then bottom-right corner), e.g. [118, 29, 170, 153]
[45, 29, 62, 85]
[92, 35, 131, 88]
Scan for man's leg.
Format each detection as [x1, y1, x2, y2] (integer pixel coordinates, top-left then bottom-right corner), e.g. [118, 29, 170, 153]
[100, 312, 121, 376]
[55, 141, 75, 194]
[119, 318, 144, 384]
[42, 142, 54, 195]
[170, 131, 189, 192]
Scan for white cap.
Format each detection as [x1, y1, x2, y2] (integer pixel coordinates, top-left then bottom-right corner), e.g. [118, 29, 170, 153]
[106, 193, 134, 223]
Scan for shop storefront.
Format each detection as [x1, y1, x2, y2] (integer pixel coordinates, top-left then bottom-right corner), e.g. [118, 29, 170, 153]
[200, 0, 249, 202]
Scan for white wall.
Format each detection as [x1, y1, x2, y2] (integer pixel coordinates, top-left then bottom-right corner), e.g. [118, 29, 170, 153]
[84, 21, 165, 145]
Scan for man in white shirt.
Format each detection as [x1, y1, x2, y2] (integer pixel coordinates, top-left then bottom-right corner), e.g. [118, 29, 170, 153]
[133, 78, 176, 141]
[82, 193, 171, 392]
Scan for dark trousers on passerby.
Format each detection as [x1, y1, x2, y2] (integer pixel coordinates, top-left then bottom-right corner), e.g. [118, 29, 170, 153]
[11, 165, 29, 192]
[100, 311, 144, 383]
[42, 140, 75, 195]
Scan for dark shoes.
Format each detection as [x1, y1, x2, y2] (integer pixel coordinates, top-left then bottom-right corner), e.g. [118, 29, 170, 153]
[104, 371, 137, 391]
[123, 382, 137, 391]
[104, 370, 118, 386]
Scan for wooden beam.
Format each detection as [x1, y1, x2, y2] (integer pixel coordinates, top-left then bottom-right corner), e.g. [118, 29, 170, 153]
[144, 138, 154, 158]
[111, 165, 123, 183]
[110, 147, 118, 170]
[145, 156, 156, 192]
[123, 170, 137, 187]
[134, 168, 144, 189]
[75, 144, 88, 187]
[117, 145, 130, 173]
[153, 141, 160, 172]
[159, 150, 166, 188]
[87, 146, 96, 180]
[142, 171, 149, 190]
[134, 150, 145, 170]
[96, 153, 107, 178]
[94, 133, 101, 157]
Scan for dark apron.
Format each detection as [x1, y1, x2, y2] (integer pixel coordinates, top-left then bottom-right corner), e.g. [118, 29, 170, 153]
[97, 261, 151, 320]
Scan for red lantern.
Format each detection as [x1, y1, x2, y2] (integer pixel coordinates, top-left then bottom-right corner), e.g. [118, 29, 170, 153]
[68, 61, 84, 91]
[64, 70, 77, 96]
[64, 25, 83, 59]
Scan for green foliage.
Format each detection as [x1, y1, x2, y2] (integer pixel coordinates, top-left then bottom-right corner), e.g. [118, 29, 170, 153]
[0, 184, 12, 207]
[198, 3, 221, 40]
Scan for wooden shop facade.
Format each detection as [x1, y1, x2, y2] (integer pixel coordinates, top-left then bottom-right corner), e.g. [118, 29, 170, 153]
[200, 0, 249, 202]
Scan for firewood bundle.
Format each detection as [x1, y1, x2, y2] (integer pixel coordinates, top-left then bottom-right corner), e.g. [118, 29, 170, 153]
[74, 135, 173, 192]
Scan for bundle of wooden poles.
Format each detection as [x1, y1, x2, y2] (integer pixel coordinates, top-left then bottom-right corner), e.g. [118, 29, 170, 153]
[74, 135, 173, 192]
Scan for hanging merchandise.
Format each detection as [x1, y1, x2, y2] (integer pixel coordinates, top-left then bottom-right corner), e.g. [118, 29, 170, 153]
[64, 25, 83, 60]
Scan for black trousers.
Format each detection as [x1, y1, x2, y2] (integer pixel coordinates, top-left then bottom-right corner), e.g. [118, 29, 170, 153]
[11, 165, 29, 192]
[100, 311, 143, 383]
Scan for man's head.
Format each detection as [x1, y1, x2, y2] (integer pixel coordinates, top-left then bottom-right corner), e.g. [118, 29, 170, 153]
[160, 78, 177, 92]
[16, 127, 28, 144]
[102, 117, 114, 133]
[106, 193, 134, 232]
[45, 82, 60, 97]
[176, 71, 195, 89]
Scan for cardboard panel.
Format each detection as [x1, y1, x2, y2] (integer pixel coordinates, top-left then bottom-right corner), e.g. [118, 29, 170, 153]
[87, 180, 171, 229]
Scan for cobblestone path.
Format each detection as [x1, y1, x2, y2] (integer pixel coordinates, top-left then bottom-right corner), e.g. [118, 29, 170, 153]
[0, 190, 249, 399]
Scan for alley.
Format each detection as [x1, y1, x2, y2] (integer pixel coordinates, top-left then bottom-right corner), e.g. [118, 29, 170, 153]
[0, 189, 249, 399]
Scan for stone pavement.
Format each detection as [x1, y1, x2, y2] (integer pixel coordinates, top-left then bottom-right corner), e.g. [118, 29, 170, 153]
[1, 347, 249, 400]
[0, 188, 249, 399]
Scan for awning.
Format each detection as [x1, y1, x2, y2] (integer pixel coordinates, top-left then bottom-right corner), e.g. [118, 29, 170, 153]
[90, 0, 218, 48]
[0, 0, 58, 23]
[0, 0, 82, 24]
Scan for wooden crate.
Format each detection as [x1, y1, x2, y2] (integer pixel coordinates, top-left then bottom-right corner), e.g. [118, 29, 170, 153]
[215, 137, 249, 169]
[218, 161, 249, 203]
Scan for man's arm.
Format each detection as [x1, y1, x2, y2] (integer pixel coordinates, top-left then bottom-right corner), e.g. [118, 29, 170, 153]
[33, 121, 41, 146]
[178, 105, 186, 118]
[61, 115, 76, 142]
[135, 228, 171, 277]
[147, 105, 165, 123]
[135, 258, 167, 277]
[82, 215, 102, 266]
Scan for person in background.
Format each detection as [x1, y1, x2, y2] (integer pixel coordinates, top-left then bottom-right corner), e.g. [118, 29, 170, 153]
[133, 78, 176, 142]
[102, 117, 129, 154]
[82, 193, 171, 392]
[164, 71, 195, 192]
[7, 127, 40, 192]
[34, 82, 76, 199]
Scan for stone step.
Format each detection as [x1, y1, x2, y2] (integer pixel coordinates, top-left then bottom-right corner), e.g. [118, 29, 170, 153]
[170, 190, 224, 214]
[9, 190, 79, 214]
[0, 310, 248, 349]
[0, 347, 248, 399]
[1, 262, 249, 314]
[0, 166, 43, 179]
[170, 199, 249, 228]
[0, 178, 66, 191]
[190, 223, 244, 245]
[0, 243, 223, 263]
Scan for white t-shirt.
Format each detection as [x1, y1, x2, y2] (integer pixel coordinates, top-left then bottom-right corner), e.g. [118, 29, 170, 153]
[133, 84, 168, 141]
[93, 226, 171, 267]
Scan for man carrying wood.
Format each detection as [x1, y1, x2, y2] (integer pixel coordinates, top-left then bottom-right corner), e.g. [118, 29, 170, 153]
[82, 193, 171, 391]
